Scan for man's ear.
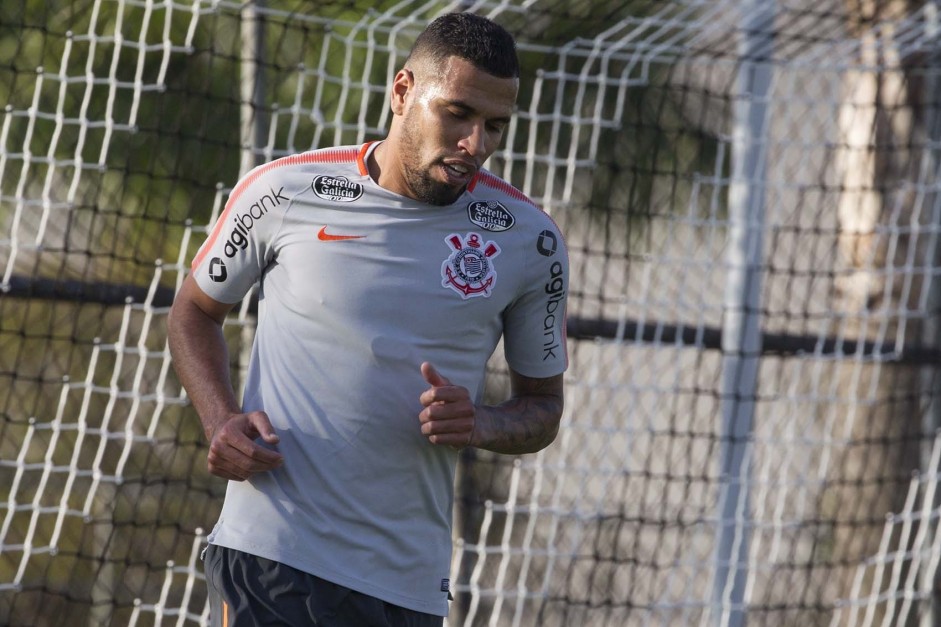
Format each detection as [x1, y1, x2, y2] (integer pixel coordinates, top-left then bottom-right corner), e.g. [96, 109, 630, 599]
[390, 68, 414, 116]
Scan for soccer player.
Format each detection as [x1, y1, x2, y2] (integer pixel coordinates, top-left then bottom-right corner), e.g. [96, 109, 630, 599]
[167, 12, 568, 626]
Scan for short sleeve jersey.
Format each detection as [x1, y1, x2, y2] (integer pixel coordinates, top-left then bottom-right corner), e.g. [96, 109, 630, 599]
[191, 142, 569, 616]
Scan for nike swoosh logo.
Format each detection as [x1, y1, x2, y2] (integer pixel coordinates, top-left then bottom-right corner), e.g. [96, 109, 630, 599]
[318, 226, 366, 241]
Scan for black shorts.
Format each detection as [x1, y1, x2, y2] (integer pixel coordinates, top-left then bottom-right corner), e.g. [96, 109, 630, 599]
[203, 544, 444, 627]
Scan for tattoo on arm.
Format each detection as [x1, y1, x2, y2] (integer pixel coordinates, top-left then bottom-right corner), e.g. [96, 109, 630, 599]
[476, 372, 564, 455]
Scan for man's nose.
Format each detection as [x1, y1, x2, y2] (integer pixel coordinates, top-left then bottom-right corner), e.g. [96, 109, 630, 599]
[458, 122, 488, 159]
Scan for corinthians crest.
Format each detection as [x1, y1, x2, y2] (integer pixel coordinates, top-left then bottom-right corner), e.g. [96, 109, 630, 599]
[441, 232, 501, 299]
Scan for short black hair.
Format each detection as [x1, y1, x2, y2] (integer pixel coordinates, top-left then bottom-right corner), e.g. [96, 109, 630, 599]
[407, 12, 519, 79]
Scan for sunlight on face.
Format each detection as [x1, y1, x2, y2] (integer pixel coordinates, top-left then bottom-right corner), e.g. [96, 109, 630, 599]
[396, 57, 518, 206]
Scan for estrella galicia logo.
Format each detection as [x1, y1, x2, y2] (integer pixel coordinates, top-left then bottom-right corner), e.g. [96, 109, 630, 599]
[537, 230, 557, 257]
[467, 200, 515, 232]
[208, 257, 227, 282]
[312, 175, 364, 202]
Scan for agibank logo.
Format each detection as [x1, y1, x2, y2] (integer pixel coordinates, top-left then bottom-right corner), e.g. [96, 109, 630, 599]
[208, 257, 227, 282]
[223, 185, 288, 257]
[441, 232, 501, 299]
[542, 260, 565, 361]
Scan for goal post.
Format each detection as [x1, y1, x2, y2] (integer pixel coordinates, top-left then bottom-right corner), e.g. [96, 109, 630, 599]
[2, 1, 941, 626]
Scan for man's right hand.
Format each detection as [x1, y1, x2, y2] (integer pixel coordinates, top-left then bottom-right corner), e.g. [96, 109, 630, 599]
[206, 411, 284, 481]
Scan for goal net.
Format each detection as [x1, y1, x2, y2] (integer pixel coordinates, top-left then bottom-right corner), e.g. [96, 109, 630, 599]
[2, 0, 941, 625]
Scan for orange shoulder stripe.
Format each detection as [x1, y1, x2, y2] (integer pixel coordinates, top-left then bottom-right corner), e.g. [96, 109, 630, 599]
[356, 141, 374, 176]
[469, 171, 540, 209]
[192, 147, 360, 270]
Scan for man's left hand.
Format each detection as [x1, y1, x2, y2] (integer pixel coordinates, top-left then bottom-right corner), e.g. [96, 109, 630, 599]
[418, 362, 476, 449]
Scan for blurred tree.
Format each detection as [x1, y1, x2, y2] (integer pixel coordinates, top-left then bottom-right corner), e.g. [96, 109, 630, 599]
[830, 0, 931, 618]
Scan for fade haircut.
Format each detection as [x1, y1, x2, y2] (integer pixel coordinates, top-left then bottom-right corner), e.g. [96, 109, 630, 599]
[406, 12, 519, 79]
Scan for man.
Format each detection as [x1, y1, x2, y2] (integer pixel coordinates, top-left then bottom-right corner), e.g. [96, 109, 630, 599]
[167, 12, 568, 626]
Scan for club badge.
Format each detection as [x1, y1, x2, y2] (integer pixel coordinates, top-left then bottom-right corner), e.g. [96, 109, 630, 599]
[441, 232, 501, 299]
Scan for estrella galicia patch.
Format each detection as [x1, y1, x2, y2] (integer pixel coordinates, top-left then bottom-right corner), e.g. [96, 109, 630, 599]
[311, 175, 364, 202]
[441, 232, 501, 299]
[466, 200, 515, 232]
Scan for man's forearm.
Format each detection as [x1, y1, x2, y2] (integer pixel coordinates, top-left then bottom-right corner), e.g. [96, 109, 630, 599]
[167, 294, 240, 440]
[472, 372, 564, 455]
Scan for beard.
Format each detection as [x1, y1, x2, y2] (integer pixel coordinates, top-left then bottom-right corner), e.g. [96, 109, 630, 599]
[397, 118, 467, 206]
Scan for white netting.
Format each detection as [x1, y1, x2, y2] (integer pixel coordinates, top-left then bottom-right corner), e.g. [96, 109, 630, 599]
[1, 0, 941, 625]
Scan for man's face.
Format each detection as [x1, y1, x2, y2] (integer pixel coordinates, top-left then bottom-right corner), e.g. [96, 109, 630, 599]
[393, 56, 518, 206]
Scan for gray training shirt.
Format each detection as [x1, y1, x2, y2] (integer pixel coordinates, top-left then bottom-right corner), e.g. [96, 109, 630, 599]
[191, 142, 569, 616]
